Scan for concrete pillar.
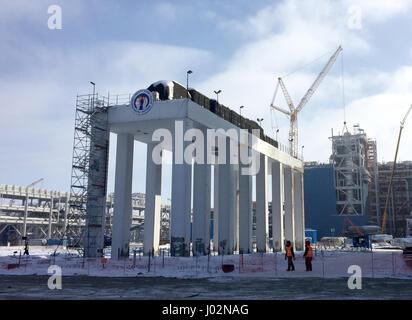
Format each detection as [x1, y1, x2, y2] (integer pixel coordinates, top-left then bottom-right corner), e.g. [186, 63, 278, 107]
[143, 143, 162, 255]
[239, 164, 253, 254]
[234, 165, 240, 253]
[284, 166, 295, 249]
[256, 154, 269, 252]
[192, 160, 211, 255]
[272, 160, 284, 252]
[218, 137, 237, 255]
[213, 165, 219, 253]
[170, 123, 192, 256]
[111, 133, 134, 260]
[293, 170, 305, 251]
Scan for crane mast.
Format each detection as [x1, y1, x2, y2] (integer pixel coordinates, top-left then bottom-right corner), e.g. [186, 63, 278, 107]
[381, 104, 412, 234]
[271, 45, 342, 158]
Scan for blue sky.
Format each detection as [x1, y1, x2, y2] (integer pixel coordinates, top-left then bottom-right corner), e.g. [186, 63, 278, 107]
[0, 0, 411, 198]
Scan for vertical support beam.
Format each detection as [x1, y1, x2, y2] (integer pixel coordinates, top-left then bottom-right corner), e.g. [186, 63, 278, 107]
[213, 165, 219, 253]
[192, 160, 211, 255]
[256, 154, 269, 252]
[272, 160, 284, 252]
[23, 191, 28, 237]
[111, 133, 134, 260]
[293, 170, 305, 250]
[218, 137, 237, 255]
[234, 164, 240, 253]
[143, 144, 162, 255]
[284, 166, 295, 249]
[63, 194, 69, 235]
[171, 120, 192, 256]
[48, 196, 53, 239]
[239, 163, 253, 254]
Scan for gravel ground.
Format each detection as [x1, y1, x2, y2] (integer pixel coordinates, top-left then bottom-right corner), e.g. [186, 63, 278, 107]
[0, 275, 411, 300]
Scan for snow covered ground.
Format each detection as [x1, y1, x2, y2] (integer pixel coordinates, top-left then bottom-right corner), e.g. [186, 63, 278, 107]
[0, 246, 411, 279]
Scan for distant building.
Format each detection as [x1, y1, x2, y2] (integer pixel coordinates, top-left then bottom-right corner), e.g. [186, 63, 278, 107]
[376, 161, 412, 237]
[304, 125, 375, 238]
[304, 163, 367, 239]
[304, 124, 412, 238]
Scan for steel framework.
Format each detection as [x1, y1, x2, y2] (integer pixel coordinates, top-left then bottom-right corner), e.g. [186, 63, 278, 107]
[65, 93, 109, 256]
[331, 126, 371, 216]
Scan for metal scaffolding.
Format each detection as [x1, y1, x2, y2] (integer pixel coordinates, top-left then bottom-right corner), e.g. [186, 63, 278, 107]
[330, 125, 371, 216]
[66, 93, 109, 256]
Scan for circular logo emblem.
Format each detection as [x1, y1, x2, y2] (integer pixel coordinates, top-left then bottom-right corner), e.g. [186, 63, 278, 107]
[130, 89, 154, 115]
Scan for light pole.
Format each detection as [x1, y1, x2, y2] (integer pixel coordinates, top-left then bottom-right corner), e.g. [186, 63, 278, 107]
[276, 128, 279, 141]
[257, 118, 264, 126]
[90, 81, 96, 107]
[214, 90, 221, 103]
[301, 145, 305, 160]
[239, 105, 244, 116]
[186, 70, 193, 97]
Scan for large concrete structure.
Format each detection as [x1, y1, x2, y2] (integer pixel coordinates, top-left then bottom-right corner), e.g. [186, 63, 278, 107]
[72, 82, 305, 258]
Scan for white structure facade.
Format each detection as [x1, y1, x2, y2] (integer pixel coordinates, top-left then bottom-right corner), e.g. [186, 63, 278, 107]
[104, 89, 305, 258]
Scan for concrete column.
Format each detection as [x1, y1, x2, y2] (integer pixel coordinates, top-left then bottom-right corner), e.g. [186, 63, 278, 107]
[256, 154, 269, 252]
[143, 143, 162, 255]
[213, 165, 219, 253]
[272, 160, 284, 252]
[192, 160, 211, 255]
[218, 137, 237, 255]
[239, 164, 253, 254]
[293, 170, 305, 251]
[284, 166, 295, 249]
[111, 133, 134, 260]
[171, 121, 192, 256]
[234, 165, 240, 253]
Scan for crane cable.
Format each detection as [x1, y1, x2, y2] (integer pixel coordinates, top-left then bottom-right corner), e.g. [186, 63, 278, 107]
[341, 51, 349, 133]
[282, 48, 335, 79]
[270, 80, 280, 139]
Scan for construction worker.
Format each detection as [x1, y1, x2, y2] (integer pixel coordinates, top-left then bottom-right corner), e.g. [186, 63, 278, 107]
[23, 240, 29, 256]
[303, 240, 313, 271]
[285, 241, 295, 271]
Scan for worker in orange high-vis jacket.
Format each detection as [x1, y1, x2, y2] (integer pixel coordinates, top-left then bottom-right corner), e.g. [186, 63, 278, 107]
[285, 241, 295, 271]
[303, 240, 313, 271]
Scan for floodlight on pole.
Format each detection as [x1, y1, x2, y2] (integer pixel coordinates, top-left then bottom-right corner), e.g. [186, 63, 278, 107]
[214, 90, 221, 103]
[90, 81, 96, 107]
[186, 70, 193, 97]
[239, 105, 244, 116]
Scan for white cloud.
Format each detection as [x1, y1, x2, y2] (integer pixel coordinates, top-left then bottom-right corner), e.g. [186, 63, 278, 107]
[196, 0, 411, 164]
[343, 0, 412, 22]
[0, 40, 214, 192]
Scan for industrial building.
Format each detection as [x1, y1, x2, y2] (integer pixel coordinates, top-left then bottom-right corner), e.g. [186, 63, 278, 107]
[0, 185, 170, 246]
[304, 124, 412, 239]
[376, 161, 412, 237]
[304, 162, 368, 239]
